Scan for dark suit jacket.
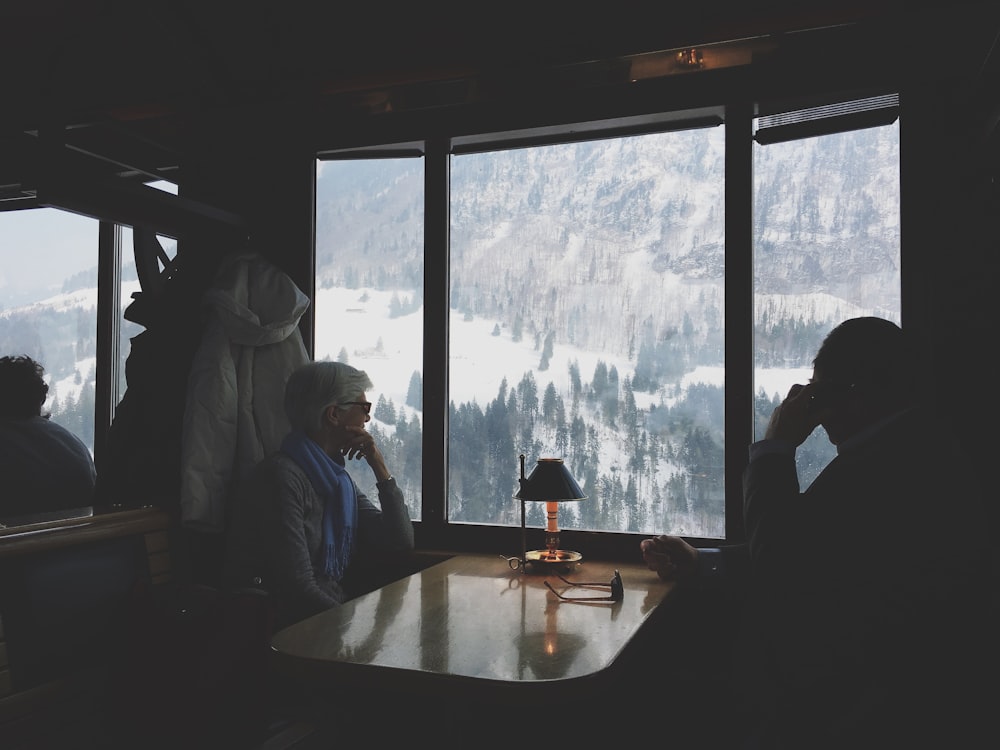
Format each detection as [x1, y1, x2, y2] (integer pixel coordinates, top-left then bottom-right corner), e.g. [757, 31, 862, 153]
[735, 406, 992, 747]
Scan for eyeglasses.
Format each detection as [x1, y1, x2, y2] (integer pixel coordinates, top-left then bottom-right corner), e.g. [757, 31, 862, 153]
[338, 401, 372, 415]
[545, 570, 623, 603]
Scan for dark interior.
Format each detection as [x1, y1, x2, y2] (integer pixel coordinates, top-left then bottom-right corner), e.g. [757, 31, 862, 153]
[1, 2, 999, 745]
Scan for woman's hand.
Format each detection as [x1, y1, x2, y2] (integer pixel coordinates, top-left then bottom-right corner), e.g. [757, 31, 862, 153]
[341, 425, 378, 461]
[341, 426, 390, 481]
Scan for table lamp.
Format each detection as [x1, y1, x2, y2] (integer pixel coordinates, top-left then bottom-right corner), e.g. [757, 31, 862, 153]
[513, 454, 587, 573]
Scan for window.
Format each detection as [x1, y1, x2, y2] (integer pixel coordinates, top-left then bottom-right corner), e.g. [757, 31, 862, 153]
[315, 95, 902, 546]
[752, 110, 901, 486]
[0, 189, 177, 458]
[0, 208, 101, 451]
[450, 131, 726, 537]
[314, 157, 424, 520]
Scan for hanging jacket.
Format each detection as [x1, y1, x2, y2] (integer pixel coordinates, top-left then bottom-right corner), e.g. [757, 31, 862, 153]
[180, 252, 310, 533]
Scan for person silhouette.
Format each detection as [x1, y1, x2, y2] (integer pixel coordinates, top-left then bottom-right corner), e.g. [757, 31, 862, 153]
[0, 354, 96, 526]
[641, 317, 992, 748]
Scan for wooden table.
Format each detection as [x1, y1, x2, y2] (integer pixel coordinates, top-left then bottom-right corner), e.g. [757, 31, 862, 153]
[269, 553, 674, 707]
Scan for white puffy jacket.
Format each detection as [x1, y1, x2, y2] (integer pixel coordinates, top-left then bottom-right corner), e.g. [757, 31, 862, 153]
[180, 252, 310, 533]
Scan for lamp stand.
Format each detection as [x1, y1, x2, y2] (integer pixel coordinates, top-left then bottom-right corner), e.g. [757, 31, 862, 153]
[519, 454, 528, 573]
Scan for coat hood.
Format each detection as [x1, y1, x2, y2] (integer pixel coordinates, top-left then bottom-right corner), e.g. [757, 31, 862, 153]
[203, 252, 310, 346]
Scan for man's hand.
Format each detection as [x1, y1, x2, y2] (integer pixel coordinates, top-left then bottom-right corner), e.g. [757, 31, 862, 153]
[764, 383, 822, 447]
[640, 535, 699, 582]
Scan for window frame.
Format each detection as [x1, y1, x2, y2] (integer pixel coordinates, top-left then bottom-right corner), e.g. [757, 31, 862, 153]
[317, 90, 901, 558]
[0, 207, 121, 459]
[0, 202, 181, 479]
[93, 220, 125, 470]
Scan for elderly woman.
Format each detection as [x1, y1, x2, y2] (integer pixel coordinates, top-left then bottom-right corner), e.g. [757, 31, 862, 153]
[224, 360, 414, 628]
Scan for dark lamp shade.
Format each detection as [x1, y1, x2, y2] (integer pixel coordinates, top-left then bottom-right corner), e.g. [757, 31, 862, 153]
[515, 458, 587, 502]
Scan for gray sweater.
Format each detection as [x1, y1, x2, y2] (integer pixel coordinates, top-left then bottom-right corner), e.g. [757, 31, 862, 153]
[224, 452, 414, 628]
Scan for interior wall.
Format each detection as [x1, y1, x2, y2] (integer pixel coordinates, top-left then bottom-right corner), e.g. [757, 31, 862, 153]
[910, 73, 999, 535]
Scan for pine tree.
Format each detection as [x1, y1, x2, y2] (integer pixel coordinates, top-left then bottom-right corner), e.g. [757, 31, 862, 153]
[406, 370, 423, 410]
[538, 330, 554, 371]
[516, 371, 538, 424]
[542, 382, 558, 424]
[389, 292, 403, 318]
[591, 360, 608, 402]
[511, 313, 523, 343]
[568, 360, 582, 398]
[374, 394, 397, 423]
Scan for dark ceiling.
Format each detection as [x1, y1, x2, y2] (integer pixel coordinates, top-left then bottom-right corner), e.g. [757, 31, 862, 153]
[0, 2, 931, 126]
[1, 1, 998, 219]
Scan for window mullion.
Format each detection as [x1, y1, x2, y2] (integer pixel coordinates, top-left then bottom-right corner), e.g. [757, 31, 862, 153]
[724, 102, 754, 544]
[93, 220, 122, 470]
[421, 138, 450, 542]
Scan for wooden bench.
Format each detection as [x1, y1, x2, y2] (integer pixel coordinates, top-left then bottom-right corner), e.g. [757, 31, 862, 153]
[0, 508, 445, 748]
[0, 508, 171, 749]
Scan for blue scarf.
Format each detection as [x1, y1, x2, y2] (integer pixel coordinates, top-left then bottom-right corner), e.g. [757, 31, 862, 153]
[280, 430, 357, 580]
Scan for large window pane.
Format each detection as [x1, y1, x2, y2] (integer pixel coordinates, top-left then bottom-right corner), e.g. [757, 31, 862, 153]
[450, 129, 726, 537]
[314, 158, 424, 521]
[0, 187, 177, 456]
[0, 208, 101, 451]
[753, 120, 901, 485]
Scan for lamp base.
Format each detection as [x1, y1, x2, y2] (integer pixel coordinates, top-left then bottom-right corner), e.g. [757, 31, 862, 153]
[523, 549, 582, 574]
